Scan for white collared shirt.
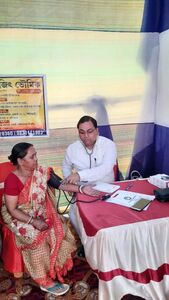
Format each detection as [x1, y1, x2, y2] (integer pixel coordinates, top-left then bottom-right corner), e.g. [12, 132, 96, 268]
[62, 136, 117, 183]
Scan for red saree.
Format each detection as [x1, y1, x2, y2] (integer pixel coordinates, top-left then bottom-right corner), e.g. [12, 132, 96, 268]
[2, 166, 77, 287]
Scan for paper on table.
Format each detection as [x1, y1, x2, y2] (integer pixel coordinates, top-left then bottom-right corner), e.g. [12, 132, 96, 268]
[106, 190, 155, 208]
[94, 182, 120, 193]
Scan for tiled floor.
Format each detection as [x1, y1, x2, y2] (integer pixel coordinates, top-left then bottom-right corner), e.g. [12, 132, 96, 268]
[0, 256, 98, 299]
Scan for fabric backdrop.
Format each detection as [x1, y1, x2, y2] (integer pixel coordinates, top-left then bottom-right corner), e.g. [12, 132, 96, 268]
[0, 0, 145, 129]
[1, 0, 168, 178]
[127, 0, 169, 178]
[0, 0, 143, 31]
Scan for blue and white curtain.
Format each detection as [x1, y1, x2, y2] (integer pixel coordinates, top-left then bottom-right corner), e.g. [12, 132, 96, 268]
[127, 0, 169, 178]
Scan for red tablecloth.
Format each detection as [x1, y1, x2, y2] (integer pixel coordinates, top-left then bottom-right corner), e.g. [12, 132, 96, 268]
[76, 179, 169, 299]
[77, 179, 169, 236]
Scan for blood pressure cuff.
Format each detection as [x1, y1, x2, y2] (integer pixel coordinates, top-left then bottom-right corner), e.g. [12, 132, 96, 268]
[48, 171, 62, 189]
[154, 188, 169, 202]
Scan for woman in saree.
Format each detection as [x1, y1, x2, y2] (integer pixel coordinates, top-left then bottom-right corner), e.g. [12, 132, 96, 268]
[1, 142, 99, 296]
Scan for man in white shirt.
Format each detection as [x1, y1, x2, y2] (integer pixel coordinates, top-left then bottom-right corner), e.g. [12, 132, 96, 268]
[63, 115, 117, 184]
[62, 115, 117, 235]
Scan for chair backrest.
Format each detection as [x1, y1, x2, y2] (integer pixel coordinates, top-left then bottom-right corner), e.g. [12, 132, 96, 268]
[0, 162, 15, 224]
[113, 162, 124, 181]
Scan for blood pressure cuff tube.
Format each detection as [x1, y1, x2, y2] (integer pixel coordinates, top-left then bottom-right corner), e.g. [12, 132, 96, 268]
[48, 171, 62, 189]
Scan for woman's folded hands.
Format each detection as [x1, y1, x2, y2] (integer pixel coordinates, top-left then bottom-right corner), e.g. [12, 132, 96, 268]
[32, 218, 49, 231]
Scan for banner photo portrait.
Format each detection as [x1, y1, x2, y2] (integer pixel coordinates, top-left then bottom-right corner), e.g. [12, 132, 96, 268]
[0, 75, 48, 138]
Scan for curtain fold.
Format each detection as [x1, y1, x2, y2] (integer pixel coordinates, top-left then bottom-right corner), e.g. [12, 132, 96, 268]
[127, 0, 169, 178]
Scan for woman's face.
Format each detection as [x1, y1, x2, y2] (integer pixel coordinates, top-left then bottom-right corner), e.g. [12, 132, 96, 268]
[20, 146, 38, 171]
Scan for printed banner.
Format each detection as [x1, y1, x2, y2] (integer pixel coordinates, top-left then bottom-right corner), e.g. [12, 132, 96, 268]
[0, 75, 48, 138]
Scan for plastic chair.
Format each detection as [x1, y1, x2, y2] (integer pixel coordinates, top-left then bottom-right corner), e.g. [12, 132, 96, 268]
[113, 162, 124, 182]
[0, 161, 24, 277]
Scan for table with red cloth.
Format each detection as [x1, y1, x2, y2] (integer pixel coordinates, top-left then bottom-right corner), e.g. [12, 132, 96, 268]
[75, 179, 169, 300]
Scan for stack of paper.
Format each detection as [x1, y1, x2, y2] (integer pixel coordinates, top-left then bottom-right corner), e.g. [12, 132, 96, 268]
[94, 182, 120, 193]
[106, 190, 155, 208]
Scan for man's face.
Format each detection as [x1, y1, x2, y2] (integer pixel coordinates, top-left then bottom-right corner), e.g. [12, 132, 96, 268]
[78, 121, 98, 149]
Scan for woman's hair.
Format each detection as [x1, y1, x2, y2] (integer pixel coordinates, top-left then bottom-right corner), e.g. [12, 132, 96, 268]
[8, 142, 33, 165]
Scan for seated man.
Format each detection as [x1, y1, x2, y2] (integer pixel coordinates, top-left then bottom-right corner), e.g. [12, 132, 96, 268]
[62, 115, 117, 235]
[63, 115, 117, 184]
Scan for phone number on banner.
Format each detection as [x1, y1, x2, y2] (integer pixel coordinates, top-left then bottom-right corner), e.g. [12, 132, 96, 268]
[0, 129, 47, 137]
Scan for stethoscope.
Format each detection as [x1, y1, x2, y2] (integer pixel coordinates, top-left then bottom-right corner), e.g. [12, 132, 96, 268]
[81, 142, 96, 169]
[84, 147, 94, 169]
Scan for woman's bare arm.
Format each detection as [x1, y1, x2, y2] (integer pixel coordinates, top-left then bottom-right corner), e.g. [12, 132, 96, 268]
[5, 194, 48, 231]
[5, 194, 31, 222]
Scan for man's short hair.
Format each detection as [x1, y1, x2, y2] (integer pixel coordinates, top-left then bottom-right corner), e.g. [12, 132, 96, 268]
[77, 115, 98, 129]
